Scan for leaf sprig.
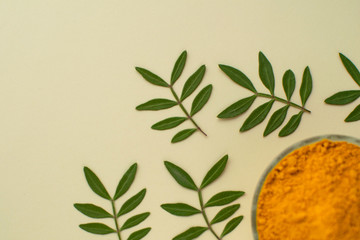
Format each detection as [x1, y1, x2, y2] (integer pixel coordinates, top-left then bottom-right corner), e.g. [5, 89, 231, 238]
[162, 156, 245, 240]
[136, 51, 213, 143]
[218, 51, 312, 137]
[325, 53, 360, 122]
[74, 164, 151, 240]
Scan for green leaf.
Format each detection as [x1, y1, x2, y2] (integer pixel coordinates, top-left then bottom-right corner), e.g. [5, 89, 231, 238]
[79, 223, 116, 235]
[345, 104, 360, 122]
[217, 95, 257, 118]
[205, 191, 245, 208]
[200, 155, 228, 189]
[219, 64, 257, 93]
[325, 90, 360, 105]
[282, 70, 295, 100]
[128, 227, 151, 240]
[220, 216, 244, 238]
[171, 128, 197, 143]
[240, 100, 275, 132]
[121, 212, 150, 230]
[171, 51, 187, 85]
[300, 67, 312, 106]
[259, 52, 275, 95]
[161, 203, 201, 216]
[180, 65, 206, 101]
[83, 167, 111, 200]
[118, 189, 146, 217]
[114, 163, 137, 200]
[173, 227, 208, 240]
[151, 117, 187, 130]
[263, 105, 289, 136]
[74, 203, 112, 219]
[340, 53, 360, 86]
[135, 67, 169, 87]
[210, 204, 240, 224]
[164, 161, 198, 190]
[136, 99, 177, 111]
[279, 111, 303, 137]
[190, 84, 212, 116]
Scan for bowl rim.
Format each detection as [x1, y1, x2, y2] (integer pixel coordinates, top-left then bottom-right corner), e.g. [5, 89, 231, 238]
[251, 134, 360, 240]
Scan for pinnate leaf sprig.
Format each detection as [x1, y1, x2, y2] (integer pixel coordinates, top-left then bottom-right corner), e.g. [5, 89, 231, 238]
[74, 164, 151, 240]
[136, 50, 213, 143]
[218, 51, 312, 137]
[325, 53, 360, 122]
[162, 155, 245, 240]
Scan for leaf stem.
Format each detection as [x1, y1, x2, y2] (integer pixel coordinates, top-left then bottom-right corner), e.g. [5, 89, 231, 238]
[197, 189, 221, 240]
[111, 199, 122, 240]
[169, 86, 208, 136]
[256, 93, 311, 113]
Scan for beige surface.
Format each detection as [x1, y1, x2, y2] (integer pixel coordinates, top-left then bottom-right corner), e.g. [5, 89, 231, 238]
[1, 0, 360, 239]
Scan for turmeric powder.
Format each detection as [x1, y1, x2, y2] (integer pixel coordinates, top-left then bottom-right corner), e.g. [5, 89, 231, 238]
[256, 139, 360, 240]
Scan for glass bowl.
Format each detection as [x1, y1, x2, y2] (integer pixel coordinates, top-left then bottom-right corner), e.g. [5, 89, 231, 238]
[251, 134, 360, 240]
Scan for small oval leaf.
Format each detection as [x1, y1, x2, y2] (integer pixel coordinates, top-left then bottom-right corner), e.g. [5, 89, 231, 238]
[128, 227, 151, 240]
[219, 64, 257, 93]
[83, 167, 111, 200]
[173, 227, 208, 240]
[205, 191, 245, 208]
[180, 65, 206, 101]
[74, 203, 112, 218]
[240, 100, 275, 132]
[217, 95, 257, 119]
[200, 155, 228, 189]
[210, 204, 240, 225]
[345, 104, 360, 122]
[117, 189, 146, 217]
[259, 52, 275, 95]
[121, 212, 150, 230]
[164, 161, 197, 190]
[220, 216, 244, 238]
[263, 105, 289, 136]
[135, 67, 169, 87]
[282, 70, 295, 100]
[300, 67, 312, 106]
[171, 51, 187, 85]
[151, 117, 187, 130]
[279, 111, 303, 137]
[325, 90, 360, 105]
[79, 223, 116, 235]
[171, 128, 197, 143]
[114, 163, 137, 200]
[190, 84, 213, 116]
[340, 53, 360, 86]
[136, 99, 177, 111]
[161, 203, 201, 216]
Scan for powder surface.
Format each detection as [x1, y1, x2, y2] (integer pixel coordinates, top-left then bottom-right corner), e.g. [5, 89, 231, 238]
[256, 139, 360, 240]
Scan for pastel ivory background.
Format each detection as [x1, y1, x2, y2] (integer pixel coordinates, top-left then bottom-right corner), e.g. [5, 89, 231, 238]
[1, 0, 360, 239]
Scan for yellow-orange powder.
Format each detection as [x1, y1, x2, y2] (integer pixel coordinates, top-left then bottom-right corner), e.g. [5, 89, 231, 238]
[256, 139, 360, 240]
